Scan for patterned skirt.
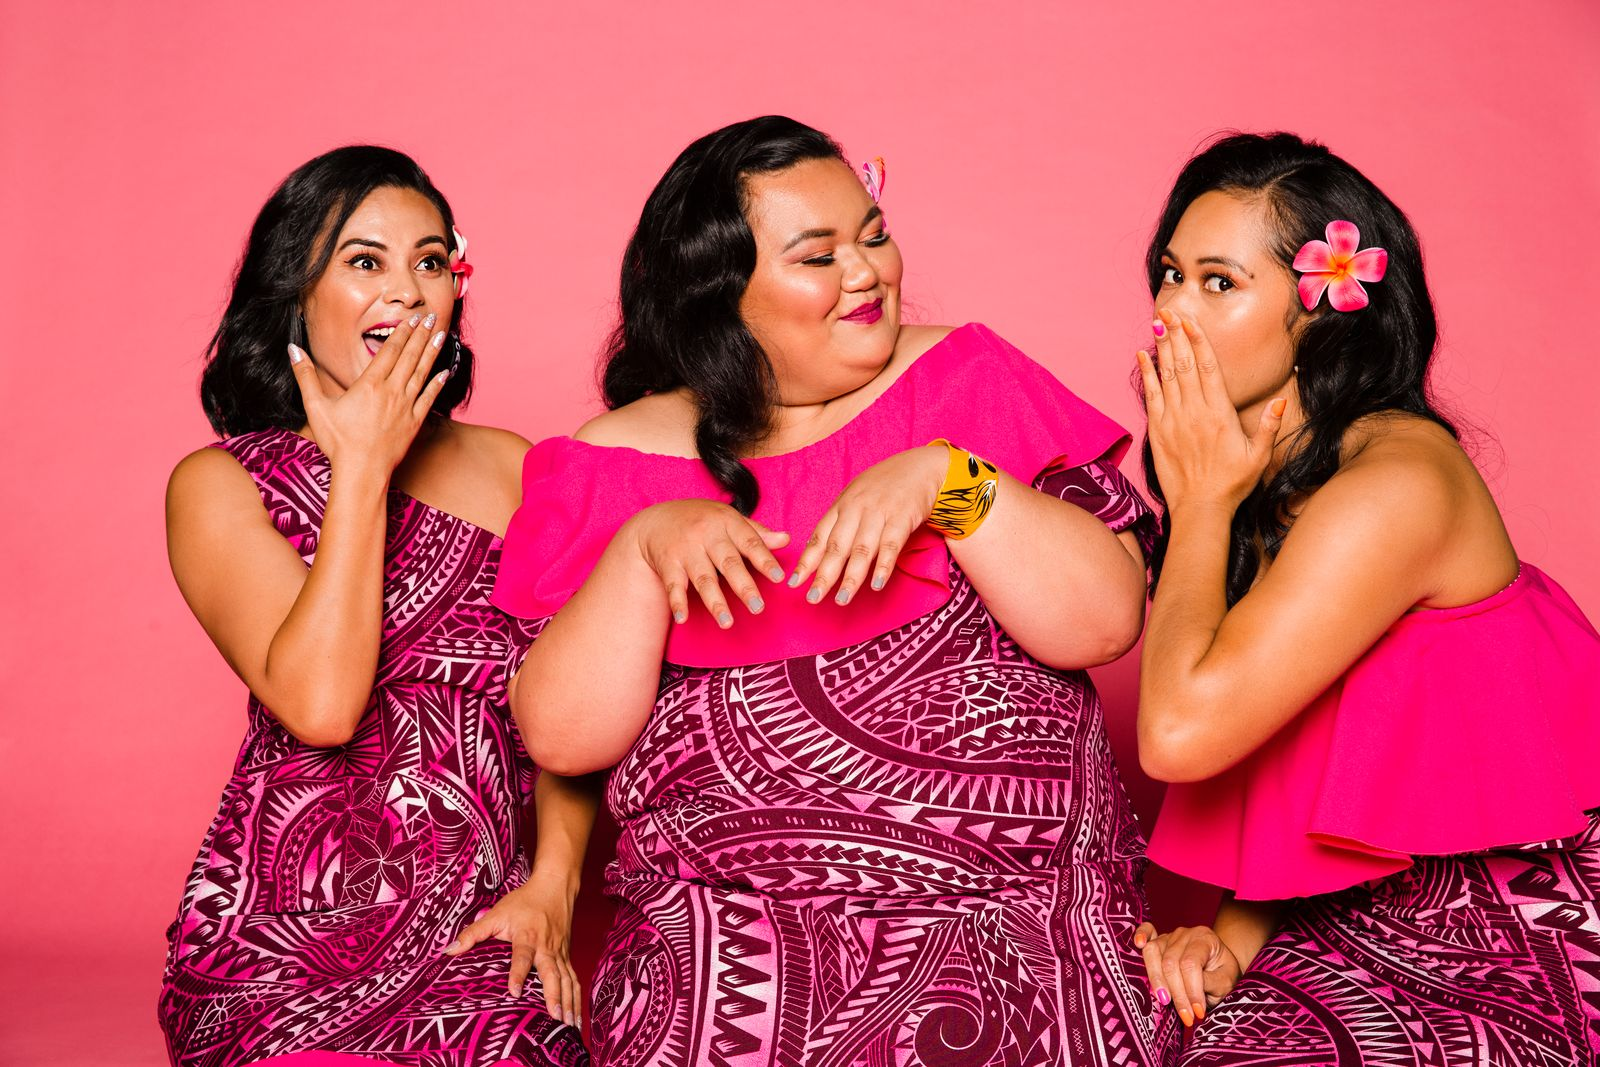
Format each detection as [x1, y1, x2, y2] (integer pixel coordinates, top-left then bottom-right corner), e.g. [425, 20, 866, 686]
[1179, 814, 1600, 1066]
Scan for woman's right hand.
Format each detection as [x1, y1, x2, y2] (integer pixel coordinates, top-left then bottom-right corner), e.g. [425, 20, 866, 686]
[288, 312, 452, 475]
[624, 500, 790, 628]
[1134, 921, 1241, 1027]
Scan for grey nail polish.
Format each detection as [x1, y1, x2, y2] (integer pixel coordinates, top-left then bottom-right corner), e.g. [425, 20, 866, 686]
[835, 590, 851, 606]
[717, 611, 733, 628]
[748, 596, 765, 613]
[806, 588, 822, 604]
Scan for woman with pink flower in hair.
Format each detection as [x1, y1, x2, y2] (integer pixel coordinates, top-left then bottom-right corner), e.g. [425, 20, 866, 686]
[160, 145, 592, 1066]
[1129, 132, 1600, 1064]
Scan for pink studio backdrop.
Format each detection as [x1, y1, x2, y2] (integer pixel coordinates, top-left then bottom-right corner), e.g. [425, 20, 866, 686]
[3, 2, 1597, 1062]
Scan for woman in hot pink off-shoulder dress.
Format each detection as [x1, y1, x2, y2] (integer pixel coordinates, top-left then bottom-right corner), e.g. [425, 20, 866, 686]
[488, 117, 1181, 1066]
[1130, 133, 1600, 1066]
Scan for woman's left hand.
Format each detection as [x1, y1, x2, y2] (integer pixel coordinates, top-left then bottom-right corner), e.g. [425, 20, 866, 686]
[788, 445, 948, 606]
[444, 870, 582, 1026]
[1138, 309, 1286, 515]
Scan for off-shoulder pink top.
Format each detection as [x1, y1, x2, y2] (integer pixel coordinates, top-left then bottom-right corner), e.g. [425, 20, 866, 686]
[1148, 563, 1600, 899]
[491, 323, 1134, 667]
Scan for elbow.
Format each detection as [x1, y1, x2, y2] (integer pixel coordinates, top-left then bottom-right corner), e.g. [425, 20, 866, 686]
[1136, 714, 1226, 784]
[272, 699, 364, 749]
[1038, 600, 1145, 671]
[529, 747, 611, 777]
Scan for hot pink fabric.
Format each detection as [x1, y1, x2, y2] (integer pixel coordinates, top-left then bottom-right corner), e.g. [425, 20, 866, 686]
[491, 323, 1131, 667]
[1149, 563, 1600, 900]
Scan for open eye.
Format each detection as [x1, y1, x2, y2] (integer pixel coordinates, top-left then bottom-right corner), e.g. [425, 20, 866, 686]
[1161, 266, 1183, 287]
[418, 254, 447, 272]
[1203, 273, 1235, 293]
[350, 254, 380, 270]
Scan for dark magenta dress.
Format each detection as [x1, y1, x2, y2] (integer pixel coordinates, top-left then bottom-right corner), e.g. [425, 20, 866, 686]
[159, 428, 590, 1067]
[493, 325, 1181, 1066]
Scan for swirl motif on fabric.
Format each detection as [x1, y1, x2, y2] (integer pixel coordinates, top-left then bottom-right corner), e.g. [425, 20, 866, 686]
[587, 459, 1177, 1066]
[157, 427, 588, 1067]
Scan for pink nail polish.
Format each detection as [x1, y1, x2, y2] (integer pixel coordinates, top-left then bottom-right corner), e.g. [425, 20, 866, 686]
[1155, 987, 1171, 1006]
[1152, 320, 1167, 338]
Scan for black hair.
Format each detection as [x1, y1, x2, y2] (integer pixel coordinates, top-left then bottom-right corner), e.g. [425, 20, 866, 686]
[200, 145, 473, 437]
[601, 115, 848, 513]
[1142, 132, 1455, 604]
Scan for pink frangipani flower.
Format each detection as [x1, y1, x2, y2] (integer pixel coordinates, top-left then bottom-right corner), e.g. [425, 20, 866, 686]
[1293, 220, 1387, 312]
[858, 157, 886, 203]
[450, 225, 474, 300]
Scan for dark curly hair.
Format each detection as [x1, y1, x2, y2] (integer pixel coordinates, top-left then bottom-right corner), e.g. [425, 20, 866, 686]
[1142, 132, 1456, 604]
[200, 145, 473, 437]
[601, 115, 847, 514]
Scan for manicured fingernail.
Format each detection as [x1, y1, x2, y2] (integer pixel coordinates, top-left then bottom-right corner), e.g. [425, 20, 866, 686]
[673, 609, 686, 624]
[806, 587, 822, 604]
[871, 574, 885, 591]
[1155, 987, 1170, 1006]
[717, 610, 733, 628]
[768, 567, 785, 582]
[1179, 1008, 1194, 1027]
[443, 940, 459, 954]
[787, 573, 802, 588]
[288, 344, 304, 363]
[1271, 397, 1287, 417]
[747, 596, 764, 613]
[409, 313, 422, 327]
[835, 589, 852, 606]
[1152, 320, 1166, 338]
[423, 312, 437, 328]
[432, 331, 446, 348]
[1194, 1003, 1206, 1021]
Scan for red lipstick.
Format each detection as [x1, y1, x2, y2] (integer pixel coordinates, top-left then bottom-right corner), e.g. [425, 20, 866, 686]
[840, 298, 884, 325]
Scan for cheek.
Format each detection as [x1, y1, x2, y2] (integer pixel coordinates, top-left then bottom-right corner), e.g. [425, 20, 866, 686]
[747, 268, 839, 327]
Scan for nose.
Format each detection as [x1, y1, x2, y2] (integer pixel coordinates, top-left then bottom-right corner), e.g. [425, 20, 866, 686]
[1154, 287, 1198, 322]
[384, 267, 425, 309]
[839, 246, 879, 293]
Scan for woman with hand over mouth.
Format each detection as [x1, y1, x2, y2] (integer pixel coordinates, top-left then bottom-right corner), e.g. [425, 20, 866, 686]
[160, 146, 591, 1067]
[1132, 132, 1600, 1066]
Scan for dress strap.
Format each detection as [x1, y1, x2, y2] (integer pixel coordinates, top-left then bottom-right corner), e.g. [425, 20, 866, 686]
[213, 428, 329, 560]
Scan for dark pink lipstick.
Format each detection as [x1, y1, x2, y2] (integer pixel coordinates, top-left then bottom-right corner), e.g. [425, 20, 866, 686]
[840, 298, 884, 325]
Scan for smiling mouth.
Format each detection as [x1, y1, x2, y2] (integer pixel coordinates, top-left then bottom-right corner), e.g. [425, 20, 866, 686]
[841, 298, 884, 324]
[362, 324, 398, 354]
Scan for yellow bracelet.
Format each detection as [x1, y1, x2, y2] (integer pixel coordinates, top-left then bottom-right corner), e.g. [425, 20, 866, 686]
[926, 438, 999, 539]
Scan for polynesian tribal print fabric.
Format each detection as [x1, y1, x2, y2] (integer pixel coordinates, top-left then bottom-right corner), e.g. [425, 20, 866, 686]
[159, 428, 589, 1067]
[589, 461, 1181, 1067]
[1181, 813, 1600, 1067]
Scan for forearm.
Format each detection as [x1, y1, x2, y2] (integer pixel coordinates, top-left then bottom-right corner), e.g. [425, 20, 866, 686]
[512, 529, 669, 775]
[950, 470, 1147, 669]
[526, 770, 605, 894]
[1138, 502, 1235, 758]
[1212, 893, 1284, 971]
[261, 461, 391, 744]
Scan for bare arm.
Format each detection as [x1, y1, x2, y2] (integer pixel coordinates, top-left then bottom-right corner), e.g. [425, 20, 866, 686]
[789, 446, 1148, 671]
[166, 320, 450, 747]
[510, 501, 789, 776]
[1135, 894, 1285, 1025]
[1134, 314, 1498, 782]
[950, 466, 1147, 668]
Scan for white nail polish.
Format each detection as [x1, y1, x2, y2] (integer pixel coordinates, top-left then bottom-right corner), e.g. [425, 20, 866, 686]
[432, 332, 446, 348]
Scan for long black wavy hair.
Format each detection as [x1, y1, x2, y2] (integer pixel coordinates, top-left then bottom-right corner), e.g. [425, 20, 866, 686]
[1142, 132, 1455, 604]
[601, 115, 848, 513]
[200, 145, 474, 437]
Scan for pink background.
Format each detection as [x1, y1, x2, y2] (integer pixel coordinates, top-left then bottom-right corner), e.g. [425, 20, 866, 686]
[4, 2, 1597, 1062]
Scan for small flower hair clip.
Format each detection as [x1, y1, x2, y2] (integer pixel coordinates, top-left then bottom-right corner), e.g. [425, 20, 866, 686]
[449, 225, 474, 300]
[1293, 220, 1387, 312]
[858, 156, 886, 203]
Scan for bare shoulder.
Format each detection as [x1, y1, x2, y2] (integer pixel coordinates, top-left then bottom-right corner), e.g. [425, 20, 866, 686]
[573, 391, 698, 457]
[167, 445, 261, 519]
[1298, 417, 1466, 539]
[895, 323, 958, 363]
[442, 420, 535, 479]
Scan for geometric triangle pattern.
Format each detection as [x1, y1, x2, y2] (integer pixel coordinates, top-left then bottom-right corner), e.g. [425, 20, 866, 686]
[1179, 812, 1600, 1066]
[158, 429, 588, 1066]
[588, 462, 1181, 1064]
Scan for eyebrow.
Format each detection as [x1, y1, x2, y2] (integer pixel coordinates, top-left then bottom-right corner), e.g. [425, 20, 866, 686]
[1163, 247, 1256, 278]
[781, 206, 884, 253]
[335, 235, 449, 253]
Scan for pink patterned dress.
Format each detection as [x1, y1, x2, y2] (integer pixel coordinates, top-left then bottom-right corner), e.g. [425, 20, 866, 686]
[158, 428, 590, 1067]
[494, 325, 1182, 1066]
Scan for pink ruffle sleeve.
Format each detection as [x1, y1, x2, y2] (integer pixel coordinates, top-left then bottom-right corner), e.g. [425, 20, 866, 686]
[490, 323, 1135, 668]
[1148, 564, 1600, 899]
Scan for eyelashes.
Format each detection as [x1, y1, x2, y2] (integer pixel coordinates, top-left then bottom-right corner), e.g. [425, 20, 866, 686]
[802, 231, 893, 266]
